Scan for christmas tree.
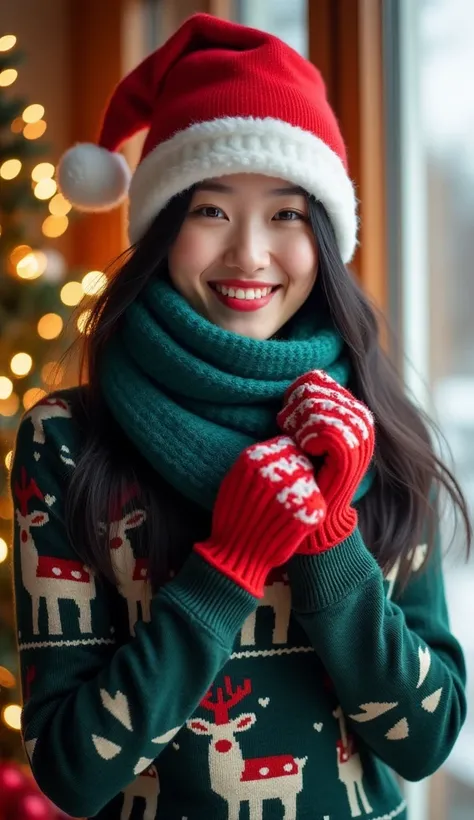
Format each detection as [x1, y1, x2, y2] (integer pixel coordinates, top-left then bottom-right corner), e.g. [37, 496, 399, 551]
[0, 33, 104, 767]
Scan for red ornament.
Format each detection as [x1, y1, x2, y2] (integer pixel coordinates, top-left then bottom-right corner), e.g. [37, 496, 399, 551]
[15, 792, 54, 820]
[0, 761, 67, 820]
[0, 762, 26, 816]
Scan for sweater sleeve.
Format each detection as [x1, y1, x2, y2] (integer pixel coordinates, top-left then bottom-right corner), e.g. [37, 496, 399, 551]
[11, 408, 257, 818]
[287, 526, 467, 782]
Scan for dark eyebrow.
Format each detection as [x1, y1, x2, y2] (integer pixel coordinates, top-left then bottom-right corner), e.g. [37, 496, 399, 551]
[194, 182, 234, 193]
[269, 185, 306, 196]
[194, 182, 306, 196]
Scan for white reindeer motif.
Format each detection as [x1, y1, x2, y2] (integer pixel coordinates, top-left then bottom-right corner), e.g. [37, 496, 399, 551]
[385, 543, 428, 600]
[15, 467, 95, 636]
[25, 396, 72, 445]
[106, 486, 150, 636]
[240, 567, 291, 646]
[187, 677, 307, 820]
[333, 706, 372, 818]
[120, 765, 159, 820]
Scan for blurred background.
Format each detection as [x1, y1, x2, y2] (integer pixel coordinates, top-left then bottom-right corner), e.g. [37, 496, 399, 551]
[0, 1, 473, 818]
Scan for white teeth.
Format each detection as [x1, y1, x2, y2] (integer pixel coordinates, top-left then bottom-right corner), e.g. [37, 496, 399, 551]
[214, 284, 273, 300]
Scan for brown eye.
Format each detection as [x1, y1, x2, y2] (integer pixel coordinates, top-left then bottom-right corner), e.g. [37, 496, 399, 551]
[194, 206, 225, 219]
[274, 210, 304, 221]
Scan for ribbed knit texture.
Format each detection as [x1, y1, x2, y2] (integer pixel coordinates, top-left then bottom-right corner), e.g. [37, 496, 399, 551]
[278, 370, 375, 551]
[195, 436, 326, 597]
[100, 279, 374, 509]
[289, 530, 381, 611]
[11, 392, 467, 819]
[135, 15, 347, 165]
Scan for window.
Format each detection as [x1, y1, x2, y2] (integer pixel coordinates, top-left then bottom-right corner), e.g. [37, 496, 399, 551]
[236, 0, 308, 56]
[386, 1, 474, 817]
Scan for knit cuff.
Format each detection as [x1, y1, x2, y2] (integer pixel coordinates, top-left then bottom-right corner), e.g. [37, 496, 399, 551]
[288, 528, 381, 613]
[161, 552, 258, 646]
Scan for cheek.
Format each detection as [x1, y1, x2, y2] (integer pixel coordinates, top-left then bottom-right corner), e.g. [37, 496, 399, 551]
[280, 234, 318, 291]
[168, 234, 196, 297]
[168, 225, 216, 295]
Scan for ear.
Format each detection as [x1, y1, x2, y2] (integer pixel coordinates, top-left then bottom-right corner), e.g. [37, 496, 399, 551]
[123, 510, 147, 531]
[29, 512, 49, 527]
[186, 718, 212, 736]
[98, 522, 107, 535]
[233, 713, 256, 733]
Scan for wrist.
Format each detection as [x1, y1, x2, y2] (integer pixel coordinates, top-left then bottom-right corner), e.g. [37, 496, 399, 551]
[308, 507, 357, 552]
[164, 552, 259, 638]
[288, 529, 380, 612]
[194, 538, 272, 599]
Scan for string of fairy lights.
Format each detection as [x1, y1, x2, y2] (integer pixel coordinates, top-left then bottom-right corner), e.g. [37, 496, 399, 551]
[0, 33, 108, 737]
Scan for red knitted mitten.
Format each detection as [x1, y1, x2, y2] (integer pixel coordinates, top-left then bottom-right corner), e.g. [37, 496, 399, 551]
[194, 436, 327, 597]
[277, 370, 375, 552]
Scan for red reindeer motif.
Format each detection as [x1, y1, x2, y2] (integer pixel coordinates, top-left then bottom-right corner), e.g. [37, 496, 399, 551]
[15, 468, 95, 635]
[105, 484, 149, 636]
[187, 677, 307, 820]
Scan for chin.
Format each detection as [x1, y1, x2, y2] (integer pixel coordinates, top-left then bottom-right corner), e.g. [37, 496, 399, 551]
[212, 316, 276, 340]
[201, 302, 282, 342]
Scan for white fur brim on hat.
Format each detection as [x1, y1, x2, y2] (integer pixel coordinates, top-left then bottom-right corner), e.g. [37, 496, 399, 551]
[128, 117, 358, 263]
[57, 144, 131, 211]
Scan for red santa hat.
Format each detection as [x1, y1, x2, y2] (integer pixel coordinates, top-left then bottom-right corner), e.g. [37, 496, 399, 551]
[57, 13, 358, 263]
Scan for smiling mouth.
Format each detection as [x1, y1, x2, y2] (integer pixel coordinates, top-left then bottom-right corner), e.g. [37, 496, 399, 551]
[208, 282, 281, 312]
[209, 281, 281, 299]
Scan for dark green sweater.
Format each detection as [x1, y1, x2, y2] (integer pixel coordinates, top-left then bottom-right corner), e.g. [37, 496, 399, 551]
[11, 388, 466, 819]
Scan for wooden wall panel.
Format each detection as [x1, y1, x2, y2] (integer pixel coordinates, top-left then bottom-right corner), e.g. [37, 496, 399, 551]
[309, 0, 387, 314]
[308, 0, 336, 106]
[67, 0, 127, 271]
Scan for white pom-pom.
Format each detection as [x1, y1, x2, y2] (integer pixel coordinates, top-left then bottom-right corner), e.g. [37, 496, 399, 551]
[57, 143, 131, 211]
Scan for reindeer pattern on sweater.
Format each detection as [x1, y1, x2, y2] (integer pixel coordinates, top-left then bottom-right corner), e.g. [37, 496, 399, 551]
[11, 389, 466, 820]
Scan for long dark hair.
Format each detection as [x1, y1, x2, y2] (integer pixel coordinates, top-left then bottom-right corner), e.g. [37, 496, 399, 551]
[64, 189, 471, 593]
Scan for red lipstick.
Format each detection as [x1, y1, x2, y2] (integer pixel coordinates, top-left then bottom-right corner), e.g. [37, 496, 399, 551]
[209, 280, 280, 313]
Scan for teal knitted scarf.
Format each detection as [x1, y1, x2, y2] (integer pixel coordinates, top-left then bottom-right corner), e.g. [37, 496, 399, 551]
[100, 278, 374, 509]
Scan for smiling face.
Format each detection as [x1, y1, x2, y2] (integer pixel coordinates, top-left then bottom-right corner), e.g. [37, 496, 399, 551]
[167, 174, 318, 339]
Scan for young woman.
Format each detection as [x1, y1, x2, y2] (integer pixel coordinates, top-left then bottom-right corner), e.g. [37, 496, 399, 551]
[11, 13, 470, 820]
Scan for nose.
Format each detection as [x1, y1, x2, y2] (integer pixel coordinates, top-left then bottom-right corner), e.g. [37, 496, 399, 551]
[215, 739, 233, 753]
[223, 224, 271, 274]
